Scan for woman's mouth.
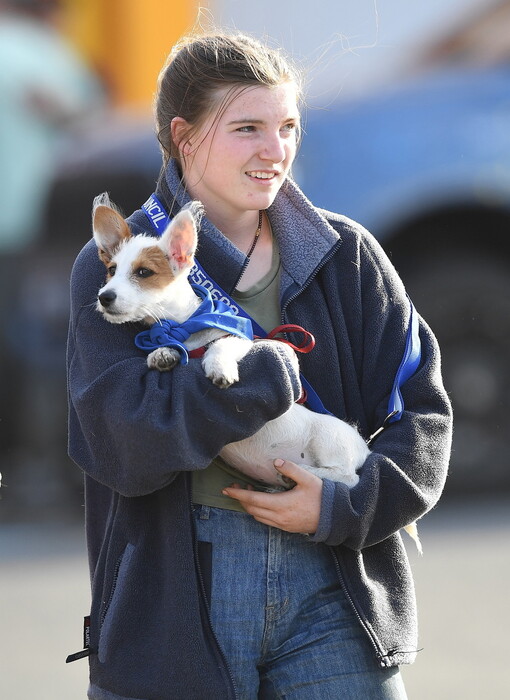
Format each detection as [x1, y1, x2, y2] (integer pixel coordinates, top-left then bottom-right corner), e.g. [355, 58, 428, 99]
[246, 170, 278, 182]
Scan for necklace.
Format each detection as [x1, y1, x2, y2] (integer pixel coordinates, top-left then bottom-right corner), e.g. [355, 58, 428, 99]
[245, 210, 264, 259]
[232, 210, 264, 291]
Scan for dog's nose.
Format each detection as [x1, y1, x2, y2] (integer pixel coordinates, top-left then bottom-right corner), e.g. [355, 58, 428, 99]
[98, 290, 117, 308]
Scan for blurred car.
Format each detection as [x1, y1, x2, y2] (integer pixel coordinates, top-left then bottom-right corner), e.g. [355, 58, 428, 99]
[297, 64, 510, 495]
[1, 115, 162, 519]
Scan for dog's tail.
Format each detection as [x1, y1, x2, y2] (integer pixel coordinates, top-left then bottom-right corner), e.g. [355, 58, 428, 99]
[404, 522, 423, 555]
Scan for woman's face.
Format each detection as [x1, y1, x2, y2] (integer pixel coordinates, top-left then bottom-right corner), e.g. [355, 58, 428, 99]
[175, 82, 300, 222]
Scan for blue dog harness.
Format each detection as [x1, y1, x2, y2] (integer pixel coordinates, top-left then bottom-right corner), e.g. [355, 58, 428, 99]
[134, 284, 253, 365]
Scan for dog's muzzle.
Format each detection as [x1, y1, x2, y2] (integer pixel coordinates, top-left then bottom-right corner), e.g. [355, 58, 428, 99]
[98, 290, 117, 308]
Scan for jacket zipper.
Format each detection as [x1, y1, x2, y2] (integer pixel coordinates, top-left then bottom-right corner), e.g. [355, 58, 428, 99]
[229, 257, 249, 296]
[188, 482, 239, 700]
[280, 239, 343, 324]
[100, 553, 123, 628]
[330, 547, 389, 668]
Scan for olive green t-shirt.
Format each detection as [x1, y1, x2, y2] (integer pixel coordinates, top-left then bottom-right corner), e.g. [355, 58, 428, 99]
[191, 241, 282, 511]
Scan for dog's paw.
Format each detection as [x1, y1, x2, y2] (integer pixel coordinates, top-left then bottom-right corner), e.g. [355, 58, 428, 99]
[208, 368, 239, 389]
[202, 354, 239, 388]
[147, 347, 180, 372]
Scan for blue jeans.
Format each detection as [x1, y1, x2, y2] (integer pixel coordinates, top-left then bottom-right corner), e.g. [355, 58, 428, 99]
[192, 505, 408, 700]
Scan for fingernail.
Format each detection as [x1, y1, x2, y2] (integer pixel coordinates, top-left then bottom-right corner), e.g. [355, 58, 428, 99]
[274, 459, 285, 468]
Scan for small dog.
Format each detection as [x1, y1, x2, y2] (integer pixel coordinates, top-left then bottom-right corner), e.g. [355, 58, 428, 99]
[92, 193, 421, 551]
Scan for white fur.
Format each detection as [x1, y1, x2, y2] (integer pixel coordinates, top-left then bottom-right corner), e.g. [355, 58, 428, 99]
[92, 194, 421, 552]
[221, 404, 368, 488]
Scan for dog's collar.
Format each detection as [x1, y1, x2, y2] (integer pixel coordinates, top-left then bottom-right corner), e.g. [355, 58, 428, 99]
[134, 284, 253, 365]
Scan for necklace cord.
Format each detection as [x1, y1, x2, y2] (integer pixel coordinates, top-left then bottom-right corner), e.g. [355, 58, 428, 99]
[231, 210, 264, 291]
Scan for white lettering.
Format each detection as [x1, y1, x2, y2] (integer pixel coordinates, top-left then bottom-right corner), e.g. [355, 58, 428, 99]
[188, 265, 240, 315]
[145, 199, 161, 214]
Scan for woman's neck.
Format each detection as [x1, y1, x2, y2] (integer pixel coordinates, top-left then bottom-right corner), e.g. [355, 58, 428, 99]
[205, 207, 262, 253]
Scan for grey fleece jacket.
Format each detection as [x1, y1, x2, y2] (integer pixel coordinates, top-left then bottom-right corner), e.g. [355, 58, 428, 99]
[67, 160, 452, 700]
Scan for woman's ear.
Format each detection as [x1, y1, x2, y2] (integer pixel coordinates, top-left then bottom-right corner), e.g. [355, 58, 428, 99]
[171, 116, 192, 157]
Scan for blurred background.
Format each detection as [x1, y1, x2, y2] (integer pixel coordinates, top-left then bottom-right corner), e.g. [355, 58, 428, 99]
[0, 0, 508, 698]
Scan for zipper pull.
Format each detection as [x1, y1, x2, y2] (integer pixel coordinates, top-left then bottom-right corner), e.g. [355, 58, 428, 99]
[66, 648, 90, 663]
[66, 616, 91, 663]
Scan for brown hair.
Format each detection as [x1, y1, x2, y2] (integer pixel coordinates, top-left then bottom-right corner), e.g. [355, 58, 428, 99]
[155, 33, 303, 165]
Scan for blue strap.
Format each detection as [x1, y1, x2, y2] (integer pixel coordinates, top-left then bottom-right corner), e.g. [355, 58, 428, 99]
[142, 194, 172, 233]
[386, 296, 421, 423]
[140, 193, 422, 427]
[134, 284, 253, 365]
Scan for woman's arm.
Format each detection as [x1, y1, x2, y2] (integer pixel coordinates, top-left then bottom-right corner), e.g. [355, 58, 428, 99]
[67, 241, 302, 497]
[315, 323, 452, 548]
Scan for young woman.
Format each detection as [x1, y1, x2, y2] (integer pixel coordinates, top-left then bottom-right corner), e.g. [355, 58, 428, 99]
[67, 32, 452, 700]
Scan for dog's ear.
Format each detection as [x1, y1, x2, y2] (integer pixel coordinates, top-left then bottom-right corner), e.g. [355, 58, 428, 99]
[92, 193, 131, 264]
[160, 202, 202, 274]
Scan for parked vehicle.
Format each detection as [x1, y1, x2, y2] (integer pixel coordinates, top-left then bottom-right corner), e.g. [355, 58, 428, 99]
[297, 64, 510, 494]
[0, 120, 162, 519]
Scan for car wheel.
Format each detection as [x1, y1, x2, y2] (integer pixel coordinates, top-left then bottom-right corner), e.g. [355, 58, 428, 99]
[400, 254, 510, 495]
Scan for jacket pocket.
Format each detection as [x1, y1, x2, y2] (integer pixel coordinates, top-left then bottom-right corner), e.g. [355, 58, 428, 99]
[98, 542, 135, 664]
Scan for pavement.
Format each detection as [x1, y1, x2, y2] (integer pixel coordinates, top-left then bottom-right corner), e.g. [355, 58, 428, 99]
[0, 497, 508, 699]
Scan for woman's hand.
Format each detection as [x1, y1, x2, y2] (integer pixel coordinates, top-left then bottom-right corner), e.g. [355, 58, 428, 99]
[222, 459, 323, 534]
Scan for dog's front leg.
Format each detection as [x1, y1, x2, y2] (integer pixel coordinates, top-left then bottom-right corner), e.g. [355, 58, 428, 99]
[147, 347, 181, 372]
[202, 336, 252, 388]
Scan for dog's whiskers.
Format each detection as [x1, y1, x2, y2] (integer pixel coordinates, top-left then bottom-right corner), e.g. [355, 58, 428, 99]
[141, 305, 163, 325]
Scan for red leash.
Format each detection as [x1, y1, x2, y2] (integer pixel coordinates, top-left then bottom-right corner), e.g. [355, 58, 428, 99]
[189, 324, 315, 405]
[262, 324, 315, 354]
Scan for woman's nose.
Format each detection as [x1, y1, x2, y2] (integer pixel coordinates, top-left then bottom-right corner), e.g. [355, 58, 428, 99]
[260, 132, 287, 163]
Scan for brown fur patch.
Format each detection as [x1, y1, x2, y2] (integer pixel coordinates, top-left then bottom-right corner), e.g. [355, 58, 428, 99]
[98, 248, 112, 267]
[132, 246, 175, 289]
[94, 205, 131, 259]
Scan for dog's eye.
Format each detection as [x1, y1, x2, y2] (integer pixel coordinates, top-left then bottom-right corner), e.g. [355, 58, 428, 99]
[136, 267, 154, 278]
[107, 265, 117, 277]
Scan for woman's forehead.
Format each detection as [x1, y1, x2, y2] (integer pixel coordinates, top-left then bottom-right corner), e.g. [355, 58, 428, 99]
[214, 82, 300, 123]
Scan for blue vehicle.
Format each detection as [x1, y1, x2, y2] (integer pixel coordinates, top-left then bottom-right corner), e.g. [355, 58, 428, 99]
[297, 64, 510, 494]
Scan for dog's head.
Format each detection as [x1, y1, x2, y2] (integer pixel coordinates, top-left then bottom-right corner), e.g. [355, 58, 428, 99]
[92, 193, 203, 324]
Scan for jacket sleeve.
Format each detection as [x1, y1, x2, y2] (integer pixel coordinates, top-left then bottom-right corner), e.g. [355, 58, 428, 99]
[312, 227, 453, 549]
[67, 241, 302, 497]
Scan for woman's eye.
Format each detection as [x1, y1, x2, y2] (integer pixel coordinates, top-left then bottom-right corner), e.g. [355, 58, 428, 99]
[237, 125, 255, 133]
[136, 267, 154, 278]
[107, 265, 116, 277]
